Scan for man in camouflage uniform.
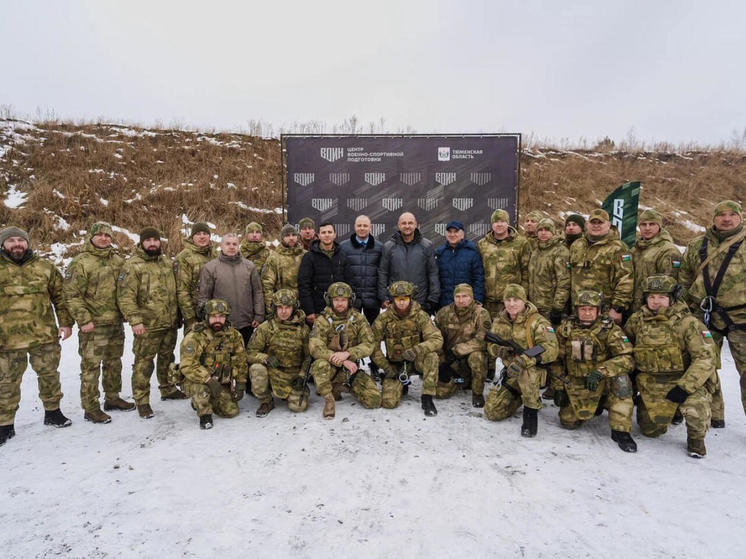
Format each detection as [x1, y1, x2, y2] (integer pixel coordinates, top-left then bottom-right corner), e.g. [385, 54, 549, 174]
[625, 275, 718, 458]
[247, 289, 311, 417]
[630, 209, 682, 313]
[118, 227, 185, 419]
[564, 214, 585, 249]
[175, 222, 217, 332]
[528, 218, 570, 326]
[64, 221, 134, 424]
[177, 299, 248, 429]
[298, 217, 318, 252]
[371, 281, 443, 416]
[434, 284, 492, 408]
[484, 284, 559, 437]
[550, 290, 637, 452]
[309, 282, 381, 418]
[522, 210, 543, 253]
[0, 227, 74, 446]
[681, 200, 746, 427]
[261, 224, 305, 317]
[240, 221, 272, 272]
[569, 208, 634, 325]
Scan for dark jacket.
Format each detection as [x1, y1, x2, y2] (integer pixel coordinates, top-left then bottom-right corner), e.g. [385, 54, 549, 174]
[298, 240, 345, 316]
[435, 239, 485, 308]
[378, 229, 440, 309]
[341, 234, 383, 310]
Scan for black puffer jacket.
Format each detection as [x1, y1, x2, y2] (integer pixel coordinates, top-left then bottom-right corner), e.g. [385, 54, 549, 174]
[340, 234, 383, 310]
[298, 240, 345, 315]
[378, 229, 440, 309]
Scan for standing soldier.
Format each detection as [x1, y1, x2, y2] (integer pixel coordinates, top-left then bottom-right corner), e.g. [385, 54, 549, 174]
[118, 227, 185, 419]
[64, 221, 134, 424]
[434, 284, 492, 407]
[630, 209, 682, 313]
[550, 290, 637, 452]
[309, 282, 381, 418]
[371, 281, 444, 416]
[247, 289, 311, 417]
[240, 221, 272, 272]
[522, 210, 543, 253]
[528, 218, 570, 326]
[298, 217, 318, 252]
[625, 275, 718, 458]
[261, 224, 305, 317]
[0, 227, 74, 446]
[569, 208, 634, 325]
[177, 299, 248, 429]
[484, 284, 559, 437]
[174, 222, 217, 332]
[563, 214, 585, 249]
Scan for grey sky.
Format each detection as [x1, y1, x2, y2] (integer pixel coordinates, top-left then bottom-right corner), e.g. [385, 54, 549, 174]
[2, 0, 744, 145]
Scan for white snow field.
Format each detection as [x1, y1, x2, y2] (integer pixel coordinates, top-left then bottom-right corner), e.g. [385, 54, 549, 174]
[2, 329, 745, 559]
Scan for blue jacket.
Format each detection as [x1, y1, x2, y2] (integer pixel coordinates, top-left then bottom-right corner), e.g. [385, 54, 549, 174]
[435, 239, 485, 308]
[340, 234, 383, 310]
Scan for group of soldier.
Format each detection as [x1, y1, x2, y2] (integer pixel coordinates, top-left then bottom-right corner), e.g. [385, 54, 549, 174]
[1, 197, 744, 459]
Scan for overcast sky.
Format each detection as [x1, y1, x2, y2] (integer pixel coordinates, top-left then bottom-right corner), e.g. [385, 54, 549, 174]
[2, 0, 744, 145]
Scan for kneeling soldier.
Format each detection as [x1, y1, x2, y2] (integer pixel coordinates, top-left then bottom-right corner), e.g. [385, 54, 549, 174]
[178, 299, 248, 429]
[309, 282, 381, 419]
[551, 290, 637, 452]
[625, 275, 718, 458]
[484, 284, 559, 437]
[371, 281, 443, 416]
[434, 284, 492, 407]
[247, 290, 311, 417]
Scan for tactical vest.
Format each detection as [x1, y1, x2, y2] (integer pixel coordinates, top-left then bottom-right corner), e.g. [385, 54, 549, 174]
[559, 319, 613, 377]
[265, 319, 306, 369]
[385, 314, 424, 362]
[632, 314, 690, 375]
[194, 326, 236, 383]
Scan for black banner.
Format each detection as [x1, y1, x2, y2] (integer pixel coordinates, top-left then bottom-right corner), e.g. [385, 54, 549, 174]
[282, 134, 520, 242]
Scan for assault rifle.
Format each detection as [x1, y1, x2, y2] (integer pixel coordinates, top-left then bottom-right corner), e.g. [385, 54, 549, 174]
[484, 332, 546, 362]
[298, 359, 313, 407]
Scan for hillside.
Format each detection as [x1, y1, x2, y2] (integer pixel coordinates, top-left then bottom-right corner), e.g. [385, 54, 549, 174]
[2, 118, 744, 263]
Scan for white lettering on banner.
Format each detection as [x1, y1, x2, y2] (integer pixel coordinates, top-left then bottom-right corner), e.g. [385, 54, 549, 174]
[382, 198, 403, 212]
[487, 197, 509, 209]
[346, 149, 404, 163]
[400, 172, 422, 186]
[435, 172, 456, 186]
[364, 172, 386, 186]
[371, 224, 386, 237]
[329, 172, 350, 186]
[335, 223, 351, 236]
[311, 198, 336, 212]
[452, 149, 484, 160]
[612, 199, 624, 237]
[452, 198, 474, 212]
[470, 172, 492, 186]
[417, 197, 439, 211]
[469, 223, 490, 237]
[434, 223, 448, 236]
[320, 147, 344, 162]
[294, 173, 315, 187]
[346, 198, 368, 212]
[438, 147, 451, 161]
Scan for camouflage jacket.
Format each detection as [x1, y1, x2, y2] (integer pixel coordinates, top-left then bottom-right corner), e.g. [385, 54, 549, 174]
[117, 247, 178, 331]
[179, 321, 248, 385]
[569, 231, 634, 311]
[246, 310, 311, 372]
[63, 237, 125, 327]
[625, 301, 717, 393]
[261, 243, 305, 314]
[630, 230, 682, 312]
[487, 302, 559, 366]
[0, 251, 73, 351]
[680, 224, 746, 331]
[434, 301, 491, 357]
[240, 240, 272, 272]
[553, 316, 634, 378]
[371, 301, 444, 368]
[174, 239, 218, 324]
[309, 306, 375, 362]
[477, 228, 530, 303]
[527, 236, 571, 314]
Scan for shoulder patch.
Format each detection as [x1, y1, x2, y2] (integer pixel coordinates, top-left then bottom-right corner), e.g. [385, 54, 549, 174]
[672, 260, 681, 268]
[622, 336, 630, 343]
[620, 254, 632, 262]
[184, 343, 196, 354]
[545, 326, 555, 333]
[701, 330, 713, 339]
[64, 269, 73, 280]
[117, 271, 127, 282]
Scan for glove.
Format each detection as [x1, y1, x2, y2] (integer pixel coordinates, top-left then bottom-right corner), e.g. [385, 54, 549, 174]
[507, 354, 534, 377]
[401, 349, 416, 362]
[264, 355, 280, 369]
[553, 389, 569, 407]
[585, 370, 604, 391]
[665, 385, 690, 404]
[383, 367, 398, 380]
[206, 378, 223, 398]
[291, 376, 306, 391]
[232, 381, 246, 402]
[549, 310, 563, 326]
[489, 344, 513, 360]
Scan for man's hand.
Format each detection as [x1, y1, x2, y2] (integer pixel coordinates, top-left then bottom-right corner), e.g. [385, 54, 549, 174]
[306, 314, 316, 325]
[264, 355, 280, 369]
[80, 322, 95, 334]
[585, 370, 604, 391]
[451, 343, 470, 358]
[608, 308, 623, 325]
[329, 351, 350, 367]
[382, 300, 390, 309]
[132, 324, 146, 336]
[251, 319, 260, 328]
[58, 326, 72, 340]
[342, 360, 359, 374]
[401, 349, 416, 362]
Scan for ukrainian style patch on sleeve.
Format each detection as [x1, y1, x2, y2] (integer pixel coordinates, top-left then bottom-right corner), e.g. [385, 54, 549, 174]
[620, 254, 632, 263]
[701, 330, 713, 339]
[546, 326, 555, 333]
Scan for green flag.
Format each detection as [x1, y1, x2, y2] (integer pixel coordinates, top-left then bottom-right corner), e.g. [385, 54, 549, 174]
[602, 181, 640, 248]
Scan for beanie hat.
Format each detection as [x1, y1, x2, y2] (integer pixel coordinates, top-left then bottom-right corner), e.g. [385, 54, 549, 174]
[244, 222, 263, 234]
[537, 218, 556, 234]
[191, 222, 211, 237]
[714, 200, 742, 218]
[90, 222, 114, 237]
[565, 214, 586, 229]
[298, 217, 316, 229]
[638, 209, 662, 227]
[139, 227, 161, 242]
[490, 209, 510, 224]
[502, 283, 527, 302]
[525, 210, 543, 222]
[280, 224, 298, 238]
[0, 226, 30, 246]
[454, 284, 474, 298]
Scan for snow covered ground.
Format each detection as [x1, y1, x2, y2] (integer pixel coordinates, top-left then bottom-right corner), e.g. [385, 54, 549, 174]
[2, 329, 745, 559]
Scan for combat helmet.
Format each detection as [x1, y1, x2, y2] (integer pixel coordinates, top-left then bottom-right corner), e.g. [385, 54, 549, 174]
[575, 290, 602, 308]
[324, 281, 356, 307]
[204, 299, 231, 317]
[271, 289, 298, 313]
[643, 274, 681, 304]
[388, 280, 416, 301]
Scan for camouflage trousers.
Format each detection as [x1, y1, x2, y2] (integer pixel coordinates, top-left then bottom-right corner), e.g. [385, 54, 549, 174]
[637, 372, 711, 439]
[484, 365, 546, 421]
[436, 351, 487, 399]
[131, 328, 178, 405]
[78, 323, 125, 412]
[559, 374, 634, 432]
[182, 379, 239, 418]
[311, 360, 381, 409]
[381, 352, 438, 409]
[712, 328, 746, 416]
[0, 343, 62, 425]
[249, 363, 308, 412]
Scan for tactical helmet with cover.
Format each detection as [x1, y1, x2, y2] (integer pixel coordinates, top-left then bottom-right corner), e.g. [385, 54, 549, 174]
[271, 289, 298, 312]
[388, 280, 416, 300]
[643, 274, 681, 303]
[324, 281, 356, 307]
[204, 299, 231, 317]
[575, 290, 602, 308]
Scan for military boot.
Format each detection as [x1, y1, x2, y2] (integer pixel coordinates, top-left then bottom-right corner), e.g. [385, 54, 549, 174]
[332, 386, 343, 401]
[256, 400, 275, 418]
[521, 407, 538, 437]
[0, 424, 15, 447]
[472, 393, 485, 408]
[541, 386, 555, 400]
[611, 430, 637, 453]
[323, 394, 335, 419]
[44, 409, 72, 428]
[199, 414, 213, 430]
[104, 396, 136, 412]
[421, 395, 438, 416]
[84, 408, 112, 424]
[137, 404, 154, 419]
[161, 388, 188, 401]
[671, 407, 683, 425]
[711, 418, 725, 429]
[687, 437, 706, 458]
